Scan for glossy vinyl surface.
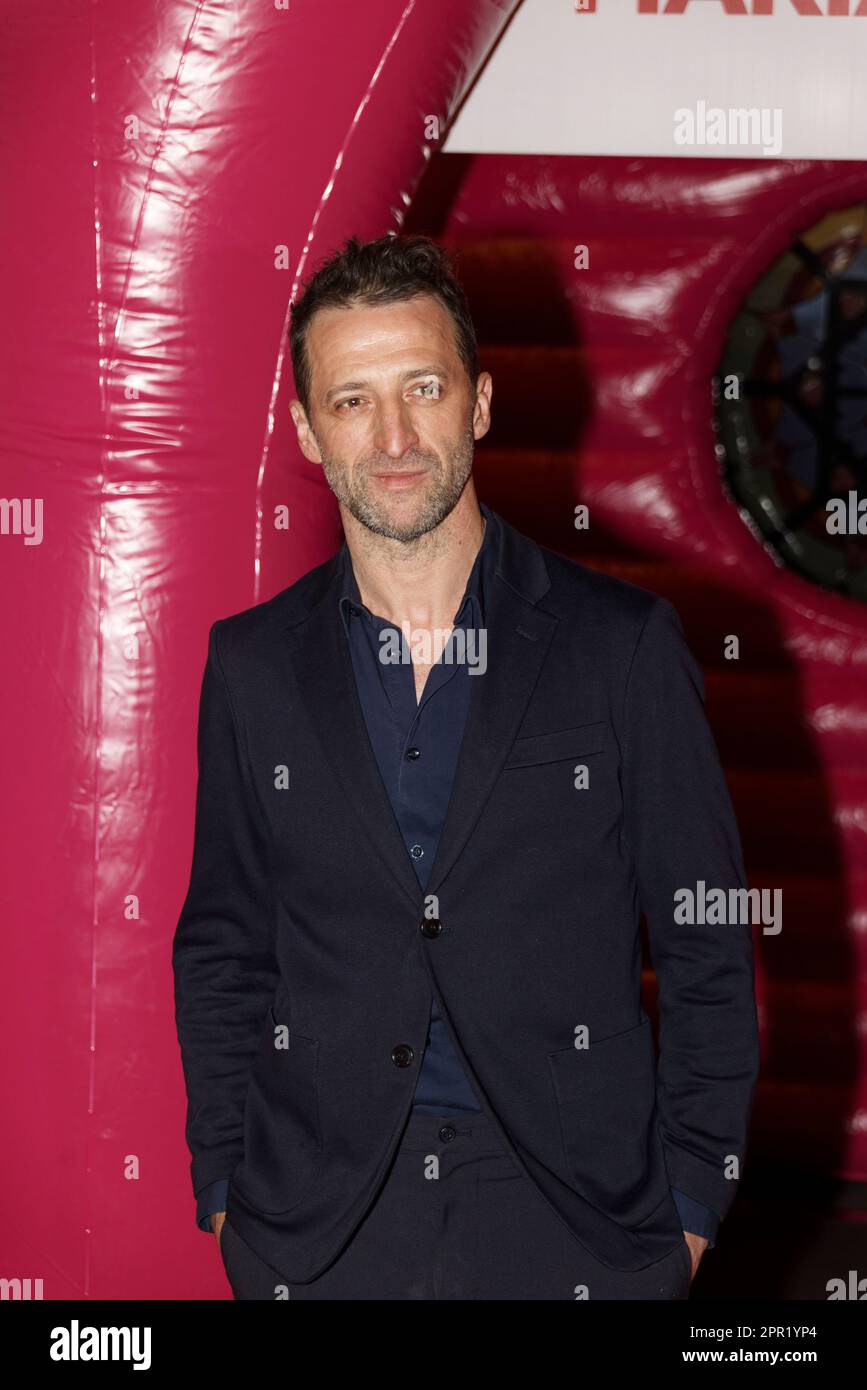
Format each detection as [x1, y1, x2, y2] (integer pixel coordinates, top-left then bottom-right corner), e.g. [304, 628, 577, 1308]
[0, 0, 520, 1299]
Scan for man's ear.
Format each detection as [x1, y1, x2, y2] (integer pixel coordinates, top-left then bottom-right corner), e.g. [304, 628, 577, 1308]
[290, 399, 323, 465]
[472, 371, 493, 443]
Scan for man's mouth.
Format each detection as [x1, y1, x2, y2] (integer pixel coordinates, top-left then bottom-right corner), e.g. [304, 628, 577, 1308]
[371, 469, 428, 488]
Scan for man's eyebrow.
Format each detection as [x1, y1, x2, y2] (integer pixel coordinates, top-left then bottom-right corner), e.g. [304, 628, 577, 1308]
[324, 366, 449, 403]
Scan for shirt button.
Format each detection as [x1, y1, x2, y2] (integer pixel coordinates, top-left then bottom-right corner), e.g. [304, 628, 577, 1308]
[420, 918, 442, 938]
[391, 1044, 414, 1068]
[438, 1125, 457, 1143]
[405, 747, 421, 760]
[410, 844, 424, 860]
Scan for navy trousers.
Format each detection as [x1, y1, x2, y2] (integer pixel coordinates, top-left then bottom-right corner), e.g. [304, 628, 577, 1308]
[218, 1109, 693, 1301]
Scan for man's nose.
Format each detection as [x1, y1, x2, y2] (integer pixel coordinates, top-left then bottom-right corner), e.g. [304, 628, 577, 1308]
[372, 400, 420, 459]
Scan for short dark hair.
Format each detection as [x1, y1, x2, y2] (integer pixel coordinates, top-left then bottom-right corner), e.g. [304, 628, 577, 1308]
[289, 233, 480, 418]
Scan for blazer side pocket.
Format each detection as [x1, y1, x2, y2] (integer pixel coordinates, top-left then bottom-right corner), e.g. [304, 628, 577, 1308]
[231, 1009, 322, 1216]
[547, 1017, 668, 1226]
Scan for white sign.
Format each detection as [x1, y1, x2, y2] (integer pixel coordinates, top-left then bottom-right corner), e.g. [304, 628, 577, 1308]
[444, 0, 867, 160]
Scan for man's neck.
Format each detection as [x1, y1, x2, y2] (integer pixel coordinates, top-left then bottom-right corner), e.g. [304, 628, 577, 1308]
[344, 497, 486, 631]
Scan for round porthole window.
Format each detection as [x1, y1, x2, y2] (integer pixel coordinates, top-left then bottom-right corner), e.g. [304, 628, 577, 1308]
[714, 203, 867, 601]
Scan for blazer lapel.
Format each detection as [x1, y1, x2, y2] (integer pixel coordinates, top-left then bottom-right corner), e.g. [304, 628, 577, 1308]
[424, 511, 558, 899]
[285, 559, 425, 910]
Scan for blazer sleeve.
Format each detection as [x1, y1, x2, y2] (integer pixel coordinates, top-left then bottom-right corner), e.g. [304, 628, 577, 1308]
[172, 620, 280, 1198]
[621, 596, 761, 1224]
[196, 1177, 231, 1233]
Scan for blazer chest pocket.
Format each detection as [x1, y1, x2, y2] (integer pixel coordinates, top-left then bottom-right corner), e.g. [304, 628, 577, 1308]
[232, 1005, 322, 1216]
[503, 720, 608, 769]
[547, 1017, 668, 1226]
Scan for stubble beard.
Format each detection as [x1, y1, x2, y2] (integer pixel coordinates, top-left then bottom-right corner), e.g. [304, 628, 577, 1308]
[316, 419, 476, 544]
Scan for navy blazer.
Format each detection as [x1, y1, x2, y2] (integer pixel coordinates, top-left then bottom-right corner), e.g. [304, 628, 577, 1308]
[172, 504, 761, 1281]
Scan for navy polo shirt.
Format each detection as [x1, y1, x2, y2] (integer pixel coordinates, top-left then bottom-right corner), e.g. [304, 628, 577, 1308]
[194, 500, 718, 1247]
[338, 506, 494, 1116]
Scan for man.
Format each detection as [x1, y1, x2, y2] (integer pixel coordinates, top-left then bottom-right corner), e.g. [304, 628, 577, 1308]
[172, 233, 760, 1300]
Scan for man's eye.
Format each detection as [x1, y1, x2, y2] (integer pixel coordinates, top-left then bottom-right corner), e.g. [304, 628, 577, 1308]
[414, 380, 441, 400]
[338, 398, 362, 411]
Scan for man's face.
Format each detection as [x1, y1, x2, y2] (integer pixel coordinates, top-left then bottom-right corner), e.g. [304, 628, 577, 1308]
[290, 293, 491, 543]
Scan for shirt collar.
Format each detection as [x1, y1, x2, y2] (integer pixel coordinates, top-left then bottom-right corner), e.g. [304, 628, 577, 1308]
[338, 501, 493, 638]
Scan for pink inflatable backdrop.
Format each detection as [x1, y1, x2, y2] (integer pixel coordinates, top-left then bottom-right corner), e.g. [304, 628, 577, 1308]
[2, 0, 865, 1300]
[0, 0, 521, 1300]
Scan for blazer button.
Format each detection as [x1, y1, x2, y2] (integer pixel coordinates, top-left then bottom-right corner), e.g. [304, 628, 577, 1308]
[391, 1044, 414, 1068]
[420, 917, 442, 938]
